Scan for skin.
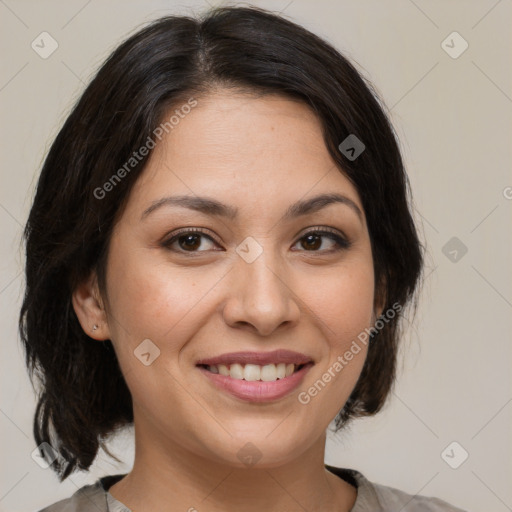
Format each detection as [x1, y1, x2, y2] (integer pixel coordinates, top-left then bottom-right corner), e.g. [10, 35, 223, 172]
[73, 90, 383, 512]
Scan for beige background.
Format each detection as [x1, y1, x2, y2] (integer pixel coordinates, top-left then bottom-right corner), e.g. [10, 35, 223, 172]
[1, 1, 511, 511]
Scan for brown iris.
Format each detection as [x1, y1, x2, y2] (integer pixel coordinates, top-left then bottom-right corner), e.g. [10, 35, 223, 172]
[301, 233, 322, 251]
[179, 234, 202, 251]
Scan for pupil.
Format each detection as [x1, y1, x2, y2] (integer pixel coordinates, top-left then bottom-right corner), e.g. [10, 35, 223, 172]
[303, 234, 320, 250]
[180, 234, 200, 250]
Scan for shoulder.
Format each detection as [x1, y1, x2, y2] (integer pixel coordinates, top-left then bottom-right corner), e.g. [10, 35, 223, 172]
[325, 465, 468, 512]
[359, 475, 469, 512]
[36, 474, 127, 512]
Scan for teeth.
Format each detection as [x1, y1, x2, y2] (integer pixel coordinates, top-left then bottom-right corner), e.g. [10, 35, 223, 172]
[230, 363, 244, 380]
[205, 362, 302, 381]
[244, 364, 261, 381]
[218, 364, 230, 376]
[261, 364, 277, 381]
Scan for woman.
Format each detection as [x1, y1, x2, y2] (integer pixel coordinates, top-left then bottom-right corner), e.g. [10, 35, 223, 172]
[19, 5, 466, 511]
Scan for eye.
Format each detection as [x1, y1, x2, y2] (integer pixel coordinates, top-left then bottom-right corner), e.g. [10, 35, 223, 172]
[162, 227, 351, 254]
[162, 228, 220, 253]
[292, 228, 351, 252]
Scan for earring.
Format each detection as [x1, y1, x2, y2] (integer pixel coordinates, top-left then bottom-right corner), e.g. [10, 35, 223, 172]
[92, 324, 98, 332]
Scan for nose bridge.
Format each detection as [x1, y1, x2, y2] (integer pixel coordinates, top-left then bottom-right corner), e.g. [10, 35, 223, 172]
[223, 236, 299, 335]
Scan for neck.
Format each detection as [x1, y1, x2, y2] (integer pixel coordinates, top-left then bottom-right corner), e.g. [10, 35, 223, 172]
[109, 424, 357, 512]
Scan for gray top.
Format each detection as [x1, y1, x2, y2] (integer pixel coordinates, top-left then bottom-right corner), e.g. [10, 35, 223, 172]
[38, 465, 468, 511]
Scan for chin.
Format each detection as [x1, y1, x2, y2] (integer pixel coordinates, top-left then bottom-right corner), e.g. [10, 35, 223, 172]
[202, 430, 313, 469]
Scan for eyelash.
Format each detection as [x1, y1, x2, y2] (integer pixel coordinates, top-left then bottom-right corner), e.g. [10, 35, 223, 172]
[161, 227, 351, 254]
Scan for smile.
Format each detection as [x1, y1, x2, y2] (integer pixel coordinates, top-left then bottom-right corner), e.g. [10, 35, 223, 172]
[195, 350, 314, 402]
[198, 362, 307, 382]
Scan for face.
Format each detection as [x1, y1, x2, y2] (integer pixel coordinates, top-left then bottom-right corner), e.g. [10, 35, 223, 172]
[77, 91, 380, 468]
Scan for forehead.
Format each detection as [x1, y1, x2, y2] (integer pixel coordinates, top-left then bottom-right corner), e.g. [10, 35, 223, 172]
[127, 91, 363, 217]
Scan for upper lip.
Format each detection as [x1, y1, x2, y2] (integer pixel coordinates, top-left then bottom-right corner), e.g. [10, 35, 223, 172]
[196, 349, 314, 367]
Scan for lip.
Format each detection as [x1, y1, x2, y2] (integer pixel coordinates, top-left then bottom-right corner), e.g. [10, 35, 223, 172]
[198, 362, 314, 403]
[195, 349, 314, 366]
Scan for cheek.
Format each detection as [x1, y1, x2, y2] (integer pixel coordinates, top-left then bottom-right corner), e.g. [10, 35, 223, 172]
[104, 245, 226, 353]
[299, 259, 374, 392]
[303, 260, 375, 342]
[293, 267, 373, 422]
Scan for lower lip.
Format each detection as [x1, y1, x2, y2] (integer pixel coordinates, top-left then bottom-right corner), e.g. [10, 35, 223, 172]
[197, 364, 313, 403]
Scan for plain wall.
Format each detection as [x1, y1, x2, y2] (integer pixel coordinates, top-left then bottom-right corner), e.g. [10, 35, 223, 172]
[1, 1, 511, 511]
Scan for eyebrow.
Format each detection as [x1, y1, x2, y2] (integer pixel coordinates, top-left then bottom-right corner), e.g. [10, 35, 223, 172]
[141, 192, 363, 222]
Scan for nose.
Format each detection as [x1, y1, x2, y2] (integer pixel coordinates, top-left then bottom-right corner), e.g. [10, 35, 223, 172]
[222, 246, 300, 337]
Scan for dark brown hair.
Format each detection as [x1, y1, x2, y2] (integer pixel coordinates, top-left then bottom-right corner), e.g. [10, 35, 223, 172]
[19, 5, 423, 481]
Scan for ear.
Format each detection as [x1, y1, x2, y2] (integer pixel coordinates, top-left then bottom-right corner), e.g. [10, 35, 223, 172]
[373, 274, 387, 319]
[72, 271, 111, 341]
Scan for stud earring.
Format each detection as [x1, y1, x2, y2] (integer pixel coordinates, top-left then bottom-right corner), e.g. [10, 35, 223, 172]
[92, 324, 98, 332]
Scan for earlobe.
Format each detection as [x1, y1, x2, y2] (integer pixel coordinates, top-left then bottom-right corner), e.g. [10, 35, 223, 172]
[374, 301, 385, 321]
[71, 271, 110, 340]
[374, 276, 387, 319]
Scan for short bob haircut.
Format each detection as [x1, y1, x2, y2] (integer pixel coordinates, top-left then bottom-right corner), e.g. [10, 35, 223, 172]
[19, 5, 423, 481]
